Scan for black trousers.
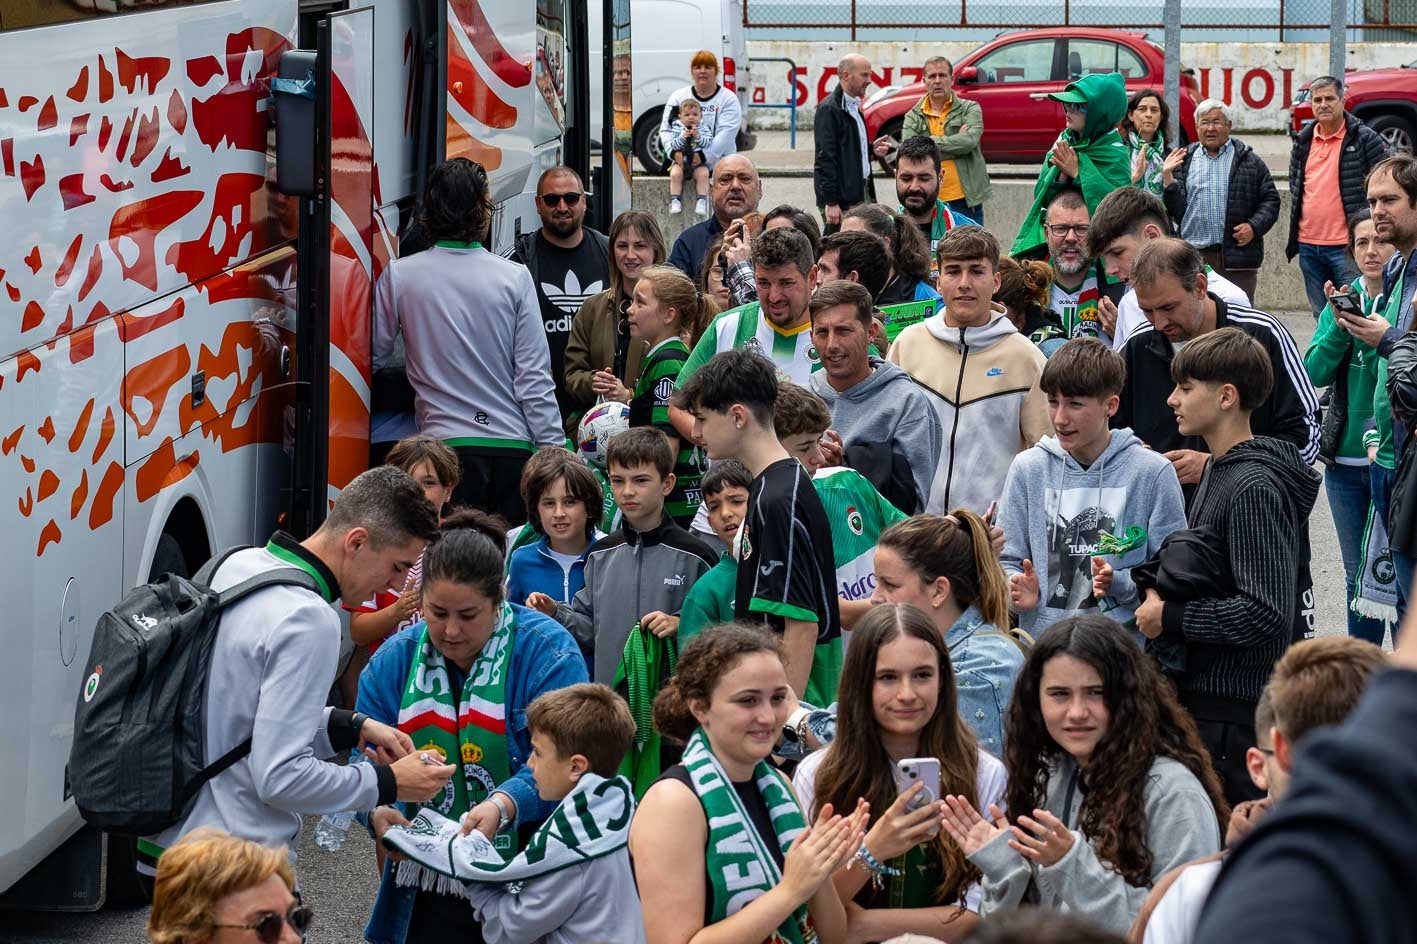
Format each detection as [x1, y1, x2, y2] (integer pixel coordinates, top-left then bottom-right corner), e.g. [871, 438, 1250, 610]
[450, 447, 533, 526]
[1183, 693, 1266, 808]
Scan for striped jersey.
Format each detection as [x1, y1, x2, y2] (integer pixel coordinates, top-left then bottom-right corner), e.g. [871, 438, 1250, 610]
[678, 302, 821, 385]
[629, 337, 707, 525]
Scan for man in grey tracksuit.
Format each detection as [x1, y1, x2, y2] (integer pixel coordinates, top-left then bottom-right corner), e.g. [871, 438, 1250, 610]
[554, 514, 718, 684]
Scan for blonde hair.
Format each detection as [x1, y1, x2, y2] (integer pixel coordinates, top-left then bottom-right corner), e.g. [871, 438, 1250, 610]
[148, 828, 294, 944]
[635, 265, 719, 346]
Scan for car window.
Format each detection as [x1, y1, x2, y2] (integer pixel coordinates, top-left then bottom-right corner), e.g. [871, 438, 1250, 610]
[975, 39, 1057, 84]
[1067, 40, 1148, 80]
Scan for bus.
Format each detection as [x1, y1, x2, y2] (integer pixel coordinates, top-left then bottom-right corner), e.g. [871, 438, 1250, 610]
[0, 0, 631, 908]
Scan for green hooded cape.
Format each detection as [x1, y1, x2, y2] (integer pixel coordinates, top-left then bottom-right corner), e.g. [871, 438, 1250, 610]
[1011, 72, 1132, 257]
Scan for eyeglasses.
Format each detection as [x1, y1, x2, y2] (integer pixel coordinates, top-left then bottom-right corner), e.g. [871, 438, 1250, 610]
[1197, 118, 1229, 128]
[1063, 102, 1088, 114]
[540, 192, 583, 207]
[214, 906, 313, 943]
[1046, 223, 1090, 238]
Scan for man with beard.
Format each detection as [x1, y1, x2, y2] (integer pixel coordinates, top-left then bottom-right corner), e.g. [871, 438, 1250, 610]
[508, 166, 609, 419]
[1045, 187, 1125, 344]
[894, 135, 977, 280]
[668, 154, 763, 281]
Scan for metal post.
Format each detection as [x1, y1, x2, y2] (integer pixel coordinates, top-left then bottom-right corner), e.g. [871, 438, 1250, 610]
[1330, 0, 1347, 82]
[1164, 0, 1181, 146]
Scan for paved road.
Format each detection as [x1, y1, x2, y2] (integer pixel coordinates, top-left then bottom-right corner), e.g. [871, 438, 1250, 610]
[3, 307, 1363, 942]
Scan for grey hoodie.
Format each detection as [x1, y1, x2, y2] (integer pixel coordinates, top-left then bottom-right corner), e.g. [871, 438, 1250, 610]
[809, 355, 944, 513]
[969, 755, 1222, 934]
[1000, 428, 1188, 637]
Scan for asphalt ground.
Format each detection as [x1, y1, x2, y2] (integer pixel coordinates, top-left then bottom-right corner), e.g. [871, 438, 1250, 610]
[5, 307, 1364, 942]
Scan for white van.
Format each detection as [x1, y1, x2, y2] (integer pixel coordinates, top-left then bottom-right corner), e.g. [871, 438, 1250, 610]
[591, 0, 754, 174]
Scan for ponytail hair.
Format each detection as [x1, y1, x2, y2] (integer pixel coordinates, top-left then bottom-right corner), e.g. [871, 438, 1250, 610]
[877, 511, 1010, 631]
[635, 264, 720, 346]
[843, 203, 933, 284]
[421, 507, 509, 604]
[653, 623, 782, 744]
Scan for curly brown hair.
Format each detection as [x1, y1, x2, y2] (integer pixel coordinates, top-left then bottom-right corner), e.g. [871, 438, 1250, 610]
[653, 623, 783, 743]
[1003, 615, 1229, 887]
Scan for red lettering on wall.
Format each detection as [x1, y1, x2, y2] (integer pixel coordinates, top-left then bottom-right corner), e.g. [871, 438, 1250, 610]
[1240, 68, 1274, 109]
[1221, 67, 1235, 105]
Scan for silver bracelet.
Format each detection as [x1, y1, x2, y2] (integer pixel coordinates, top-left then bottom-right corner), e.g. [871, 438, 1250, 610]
[488, 792, 514, 831]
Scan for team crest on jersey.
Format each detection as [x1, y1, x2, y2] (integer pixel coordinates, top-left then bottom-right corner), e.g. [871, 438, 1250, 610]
[654, 377, 677, 401]
[846, 506, 864, 536]
[807, 346, 821, 363]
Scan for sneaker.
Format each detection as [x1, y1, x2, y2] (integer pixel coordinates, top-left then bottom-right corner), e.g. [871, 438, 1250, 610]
[694, 196, 709, 216]
[670, 197, 683, 215]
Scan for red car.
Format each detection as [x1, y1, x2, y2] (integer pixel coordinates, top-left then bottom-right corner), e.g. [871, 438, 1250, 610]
[1290, 63, 1417, 151]
[863, 28, 1200, 165]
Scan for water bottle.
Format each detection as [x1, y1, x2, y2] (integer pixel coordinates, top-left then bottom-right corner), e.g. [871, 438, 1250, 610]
[314, 753, 368, 851]
[313, 810, 355, 851]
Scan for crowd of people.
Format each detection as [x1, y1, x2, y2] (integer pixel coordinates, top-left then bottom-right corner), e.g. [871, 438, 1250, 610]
[136, 57, 1417, 944]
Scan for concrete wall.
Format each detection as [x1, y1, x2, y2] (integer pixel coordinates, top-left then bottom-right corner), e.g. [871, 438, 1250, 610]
[745, 41, 1417, 132]
[631, 175, 1308, 311]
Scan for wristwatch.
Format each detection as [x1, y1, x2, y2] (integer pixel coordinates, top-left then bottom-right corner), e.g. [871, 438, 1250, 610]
[351, 712, 370, 739]
[781, 706, 812, 745]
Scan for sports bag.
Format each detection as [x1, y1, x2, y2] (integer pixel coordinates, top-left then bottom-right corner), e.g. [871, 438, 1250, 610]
[69, 546, 319, 835]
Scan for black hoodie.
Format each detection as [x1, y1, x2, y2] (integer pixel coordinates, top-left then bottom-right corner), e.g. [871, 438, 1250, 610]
[1162, 437, 1322, 704]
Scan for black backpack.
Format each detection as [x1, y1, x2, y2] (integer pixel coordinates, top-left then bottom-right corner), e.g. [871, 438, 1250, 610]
[69, 547, 319, 836]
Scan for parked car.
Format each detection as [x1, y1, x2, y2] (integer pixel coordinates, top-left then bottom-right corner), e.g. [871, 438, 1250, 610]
[863, 28, 1200, 166]
[591, 0, 755, 175]
[1291, 63, 1417, 151]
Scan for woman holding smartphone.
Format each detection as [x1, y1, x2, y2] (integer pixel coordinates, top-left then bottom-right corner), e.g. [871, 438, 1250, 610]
[1303, 208, 1400, 640]
[940, 615, 1227, 935]
[793, 604, 1006, 944]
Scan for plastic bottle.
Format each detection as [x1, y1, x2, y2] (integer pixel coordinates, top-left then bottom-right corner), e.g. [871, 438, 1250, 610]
[314, 753, 368, 851]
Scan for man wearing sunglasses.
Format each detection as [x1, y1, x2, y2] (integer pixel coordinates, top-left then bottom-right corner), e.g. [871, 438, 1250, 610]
[509, 166, 610, 420]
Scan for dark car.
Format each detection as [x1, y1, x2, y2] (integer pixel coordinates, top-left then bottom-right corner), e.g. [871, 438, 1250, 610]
[1291, 62, 1417, 151]
[863, 27, 1200, 165]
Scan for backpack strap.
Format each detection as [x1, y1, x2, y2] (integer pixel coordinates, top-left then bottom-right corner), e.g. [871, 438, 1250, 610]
[216, 568, 323, 608]
[179, 736, 254, 808]
[193, 545, 252, 587]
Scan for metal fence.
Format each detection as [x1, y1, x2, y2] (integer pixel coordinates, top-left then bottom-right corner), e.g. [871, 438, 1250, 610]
[742, 0, 1417, 41]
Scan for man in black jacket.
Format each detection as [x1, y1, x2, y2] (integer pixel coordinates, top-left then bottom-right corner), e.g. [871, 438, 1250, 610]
[814, 54, 876, 234]
[1287, 76, 1390, 317]
[1115, 238, 1321, 487]
[1162, 100, 1280, 302]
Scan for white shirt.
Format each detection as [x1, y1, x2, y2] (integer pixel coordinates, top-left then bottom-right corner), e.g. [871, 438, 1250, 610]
[1142, 858, 1225, 944]
[844, 94, 871, 177]
[1112, 269, 1251, 350]
[792, 746, 1007, 913]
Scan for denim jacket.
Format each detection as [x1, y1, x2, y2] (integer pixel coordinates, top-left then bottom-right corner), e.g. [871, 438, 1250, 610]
[355, 605, 589, 944]
[945, 606, 1025, 756]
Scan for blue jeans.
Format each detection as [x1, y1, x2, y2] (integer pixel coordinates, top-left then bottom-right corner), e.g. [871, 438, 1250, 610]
[1298, 241, 1360, 318]
[1326, 462, 1388, 643]
[1370, 463, 1414, 633]
[946, 198, 982, 225]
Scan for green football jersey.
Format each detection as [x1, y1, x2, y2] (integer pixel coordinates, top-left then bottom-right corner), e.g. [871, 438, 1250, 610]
[812, 466, 908, 602]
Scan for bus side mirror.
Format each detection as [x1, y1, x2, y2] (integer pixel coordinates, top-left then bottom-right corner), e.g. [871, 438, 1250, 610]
[274, 50, 319, 196]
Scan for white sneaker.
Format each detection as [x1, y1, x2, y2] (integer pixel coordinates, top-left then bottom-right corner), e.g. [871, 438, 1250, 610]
[694, 196, 709, 216]
[670, 197, 683, 215]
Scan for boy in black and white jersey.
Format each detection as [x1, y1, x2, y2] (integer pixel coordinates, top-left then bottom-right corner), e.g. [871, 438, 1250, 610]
[675, 349, 843, 706]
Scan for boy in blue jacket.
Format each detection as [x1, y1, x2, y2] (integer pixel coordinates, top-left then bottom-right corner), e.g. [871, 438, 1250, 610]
[506, 449, 606, 608]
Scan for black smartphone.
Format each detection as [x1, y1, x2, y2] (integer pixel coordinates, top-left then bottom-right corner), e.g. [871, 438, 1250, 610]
[1329, 291, 1365, 319]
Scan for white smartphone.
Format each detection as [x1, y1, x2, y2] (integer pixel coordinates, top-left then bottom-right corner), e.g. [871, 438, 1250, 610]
[895, 757, 942, 812]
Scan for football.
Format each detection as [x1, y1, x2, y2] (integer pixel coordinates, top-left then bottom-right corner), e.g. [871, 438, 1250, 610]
[576, 400, 631, 469]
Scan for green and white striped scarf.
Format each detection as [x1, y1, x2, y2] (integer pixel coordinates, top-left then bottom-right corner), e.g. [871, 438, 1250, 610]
[613, 624, 676, 799]
[683, 728, 818, 944]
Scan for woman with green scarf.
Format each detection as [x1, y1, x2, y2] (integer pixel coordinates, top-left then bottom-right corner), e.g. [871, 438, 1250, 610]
[357, 510, 589, 944]
[1011, 71, 1132, 258]
[631, 624, 869, 944]
[1122, 88, 1171, 196]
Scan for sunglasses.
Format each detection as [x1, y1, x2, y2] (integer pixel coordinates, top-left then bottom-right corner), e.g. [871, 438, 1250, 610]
[214, 905, 313, 943]
[540, 192, 582, 207]
[1063, 102, 1088, 114]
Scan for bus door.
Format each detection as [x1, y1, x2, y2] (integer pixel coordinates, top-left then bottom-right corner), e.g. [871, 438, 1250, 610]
[287, 6, 377, 537]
